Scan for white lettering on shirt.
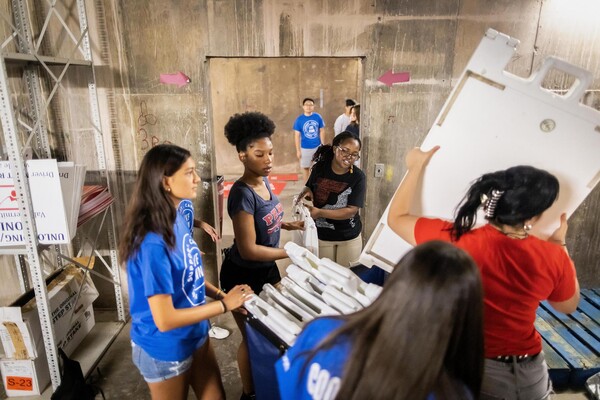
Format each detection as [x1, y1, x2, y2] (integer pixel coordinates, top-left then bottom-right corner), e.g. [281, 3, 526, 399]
[306, 362, 341, 400]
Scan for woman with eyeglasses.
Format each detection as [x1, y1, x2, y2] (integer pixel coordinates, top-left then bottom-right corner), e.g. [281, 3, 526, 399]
[296, 131, 366, 267]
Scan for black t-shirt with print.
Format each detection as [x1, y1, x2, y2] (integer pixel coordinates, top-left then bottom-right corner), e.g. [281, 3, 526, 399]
[306, 161, 366, 241]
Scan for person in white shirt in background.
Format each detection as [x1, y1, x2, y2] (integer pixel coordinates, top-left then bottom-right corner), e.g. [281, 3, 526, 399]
[334, 98, 356, 136]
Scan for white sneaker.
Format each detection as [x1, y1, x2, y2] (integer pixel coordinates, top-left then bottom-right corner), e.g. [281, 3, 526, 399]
[208, 325, 230, 340]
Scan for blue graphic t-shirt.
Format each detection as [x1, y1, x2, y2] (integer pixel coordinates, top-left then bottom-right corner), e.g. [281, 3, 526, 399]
[127, 213, 209, 361]
[276, 317, 448, 400]
[177, 199, 195, 234]
[228, 177, 283, 269]
[293, 113, 325, 149]
[276, 317, 348, 400]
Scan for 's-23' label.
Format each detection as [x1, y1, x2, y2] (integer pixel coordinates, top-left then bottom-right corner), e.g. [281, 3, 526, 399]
[6, 376, 33, 391]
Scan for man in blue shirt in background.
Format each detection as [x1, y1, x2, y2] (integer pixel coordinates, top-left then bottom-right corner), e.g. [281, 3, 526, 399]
[293, 97, 325, 183]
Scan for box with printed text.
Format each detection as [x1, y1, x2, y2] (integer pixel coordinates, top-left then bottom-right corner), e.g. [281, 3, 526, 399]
[0, 265, 98, 396]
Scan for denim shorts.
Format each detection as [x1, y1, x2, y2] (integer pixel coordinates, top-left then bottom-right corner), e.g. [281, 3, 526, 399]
[131, 341, 196, 383]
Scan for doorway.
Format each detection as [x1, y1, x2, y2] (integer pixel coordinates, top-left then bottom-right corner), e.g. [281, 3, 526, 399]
[208, 57, 362, 177]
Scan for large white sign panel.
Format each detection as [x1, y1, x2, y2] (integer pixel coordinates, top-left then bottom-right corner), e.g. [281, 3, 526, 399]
[0, 160, 71, 246]
[360, 29, 600, 272]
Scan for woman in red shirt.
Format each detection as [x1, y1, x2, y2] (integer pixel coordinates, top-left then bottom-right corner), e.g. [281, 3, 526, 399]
[386, 146, 580, 400]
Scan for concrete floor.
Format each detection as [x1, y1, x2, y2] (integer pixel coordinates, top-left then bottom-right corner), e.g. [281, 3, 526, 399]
[0, 176, 591, 399]
[91, 312, 243, 399]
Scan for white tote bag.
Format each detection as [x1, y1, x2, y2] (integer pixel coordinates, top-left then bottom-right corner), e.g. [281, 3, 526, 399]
[290, 196, 319, 257]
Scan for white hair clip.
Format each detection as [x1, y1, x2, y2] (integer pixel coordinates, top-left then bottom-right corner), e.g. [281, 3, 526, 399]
[483, 189, 504, 219]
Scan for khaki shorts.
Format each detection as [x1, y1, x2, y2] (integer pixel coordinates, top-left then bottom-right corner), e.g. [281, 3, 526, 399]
[318, 234, 362, 268]
[300, 147, 319, 168]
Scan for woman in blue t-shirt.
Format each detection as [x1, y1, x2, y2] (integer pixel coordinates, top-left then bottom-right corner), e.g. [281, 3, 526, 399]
[220, 111, 304, 400]
[296, 131, 366, 267]
[276, 241, 484, 400]
[120, 144, 252, 400]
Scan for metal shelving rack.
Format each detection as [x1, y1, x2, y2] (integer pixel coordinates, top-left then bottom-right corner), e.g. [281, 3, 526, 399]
[0, 0, 125, 393]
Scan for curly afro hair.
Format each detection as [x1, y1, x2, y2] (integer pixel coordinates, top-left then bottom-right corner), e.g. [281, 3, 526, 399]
[224, 111, 276, 152]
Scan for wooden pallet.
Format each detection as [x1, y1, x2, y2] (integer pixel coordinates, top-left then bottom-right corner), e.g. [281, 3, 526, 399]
[535, 289, 600, 388]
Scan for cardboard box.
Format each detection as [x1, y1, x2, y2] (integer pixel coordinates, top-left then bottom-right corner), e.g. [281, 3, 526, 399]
[57, 304, 95, 357]
[0, 356, 50, 397]
[0, 265, 98, 396]
[0, 304, 95, 397]
[0, 265, 98, 359]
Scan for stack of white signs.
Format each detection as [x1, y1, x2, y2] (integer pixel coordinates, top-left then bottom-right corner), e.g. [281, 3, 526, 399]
[243, 242, 382, 346]
[58, 162, 87, 238]
[0, 160, 86, 246]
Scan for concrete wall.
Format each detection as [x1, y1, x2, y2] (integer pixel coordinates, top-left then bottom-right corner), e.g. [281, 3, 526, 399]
[1, 0, 599, 308]
[105, 0, 599, 286]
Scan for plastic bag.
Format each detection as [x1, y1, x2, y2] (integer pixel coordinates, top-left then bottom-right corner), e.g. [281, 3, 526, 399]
[587, 372, 600, 400]
[291, 197, 318, 257]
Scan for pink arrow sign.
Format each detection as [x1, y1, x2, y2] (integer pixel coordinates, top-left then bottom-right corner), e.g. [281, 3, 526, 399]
[159, 71, 191, 88]
[377, 70, 410, 86]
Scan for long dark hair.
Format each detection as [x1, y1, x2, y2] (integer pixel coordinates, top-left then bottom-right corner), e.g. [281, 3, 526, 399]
[224, 111, 276, 151]
[307, 241, 484, 400]
[119, 144, 191, 263]
[350, 104, 360, 124]
[312, 131, 361, 166]
[451, 165, 559, 240]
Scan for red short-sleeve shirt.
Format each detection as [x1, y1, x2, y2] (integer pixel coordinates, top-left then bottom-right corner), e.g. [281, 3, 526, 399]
[415, 218, 577, 357]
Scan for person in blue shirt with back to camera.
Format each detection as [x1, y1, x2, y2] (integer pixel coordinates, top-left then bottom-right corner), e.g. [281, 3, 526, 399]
[276, 240, 484, 400]
[120, 144, 253, 400]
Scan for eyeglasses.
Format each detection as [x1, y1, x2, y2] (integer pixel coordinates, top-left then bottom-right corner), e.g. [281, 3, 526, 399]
[336, 146, 360, 160]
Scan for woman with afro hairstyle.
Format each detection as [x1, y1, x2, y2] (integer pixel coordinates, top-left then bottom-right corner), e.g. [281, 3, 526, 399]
[221, 111, 304, 400]
[387, 146, 579, 400]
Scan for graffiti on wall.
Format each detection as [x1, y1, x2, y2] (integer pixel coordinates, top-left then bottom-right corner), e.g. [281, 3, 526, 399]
[137, 101, 170, 150]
